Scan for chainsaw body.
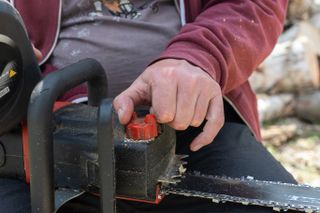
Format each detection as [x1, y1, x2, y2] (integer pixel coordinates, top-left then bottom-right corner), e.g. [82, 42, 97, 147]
[0, 81, 177, 212]
[51, 103, 176, 202]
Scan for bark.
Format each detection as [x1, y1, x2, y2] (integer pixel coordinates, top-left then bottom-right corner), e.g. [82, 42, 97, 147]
[295, 91, 320, 123]
[286, 0, 320, 24]
[287, 0, 312, 23]
[310, 12, 320, 30]
[250, 22, 320, 94]
[257, 94, 295, 122]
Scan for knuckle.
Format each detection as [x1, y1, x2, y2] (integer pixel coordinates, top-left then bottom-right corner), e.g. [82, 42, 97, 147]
[161, 69, 175, 79]
[188, 76, 199, 88]
[157, 111, 174, 123]
[171, 122, 189, 131]
[206, 83, 216, 94]
[189, 73, 198, 81]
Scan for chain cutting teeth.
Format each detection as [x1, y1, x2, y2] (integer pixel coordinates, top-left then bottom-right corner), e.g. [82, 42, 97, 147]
[158, 155, 188, 185]
[179, 155, 189, 160]
[162, 172, 320, 213]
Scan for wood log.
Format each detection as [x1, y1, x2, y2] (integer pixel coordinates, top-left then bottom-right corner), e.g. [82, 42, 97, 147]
[257, 94, 295, 122]
[286, 0, 320, 24]
[310, 0, 320, 15]
[310, 12, 320, 30]
[295, 90, 320, 123]
[250, 22, 320, 94]
[287, 0, 312, 23]
[261, 118, 301, 147]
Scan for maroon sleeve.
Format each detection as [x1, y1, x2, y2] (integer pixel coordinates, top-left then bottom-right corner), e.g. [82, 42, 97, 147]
[157, 0, 288, 94]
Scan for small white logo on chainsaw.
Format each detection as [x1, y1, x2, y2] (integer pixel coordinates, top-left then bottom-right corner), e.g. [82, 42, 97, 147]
[0, 86, 10, 98]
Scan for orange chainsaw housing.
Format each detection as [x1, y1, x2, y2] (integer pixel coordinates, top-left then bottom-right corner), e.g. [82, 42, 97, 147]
[22, 101, 71, 183]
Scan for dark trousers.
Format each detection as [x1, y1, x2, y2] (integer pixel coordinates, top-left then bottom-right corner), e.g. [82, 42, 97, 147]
[0, 102, 297, 213]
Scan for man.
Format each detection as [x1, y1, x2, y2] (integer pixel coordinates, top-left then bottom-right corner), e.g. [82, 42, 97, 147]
[1, 0, 296, 212]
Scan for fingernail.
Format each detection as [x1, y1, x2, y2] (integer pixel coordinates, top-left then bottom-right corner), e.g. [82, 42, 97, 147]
[149, 107, 155, 115]
[118, 108, 124, 120]
[191, 143, 204, 152]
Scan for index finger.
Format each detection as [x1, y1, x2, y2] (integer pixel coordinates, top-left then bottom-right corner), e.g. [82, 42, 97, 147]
[32, 44, 43, 62]
[190, 96, 224, 151]
[152, 77, 177, 124]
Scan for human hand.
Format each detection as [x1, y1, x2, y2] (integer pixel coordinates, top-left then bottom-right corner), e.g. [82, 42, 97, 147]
[113, 59, 224, 151]
[32, 44, 43, 62]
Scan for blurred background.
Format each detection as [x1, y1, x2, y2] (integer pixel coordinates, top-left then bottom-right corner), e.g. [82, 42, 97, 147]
[250, 0, 320, 187]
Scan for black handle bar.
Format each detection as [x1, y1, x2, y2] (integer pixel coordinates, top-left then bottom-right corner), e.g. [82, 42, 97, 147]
[28, 58, 108, 213]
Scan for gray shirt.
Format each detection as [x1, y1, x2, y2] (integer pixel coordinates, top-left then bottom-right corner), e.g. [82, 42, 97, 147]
[49, 0, 181, 98]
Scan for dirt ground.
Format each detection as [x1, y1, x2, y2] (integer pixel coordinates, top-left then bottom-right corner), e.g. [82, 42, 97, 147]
[261, 118, 320, 187]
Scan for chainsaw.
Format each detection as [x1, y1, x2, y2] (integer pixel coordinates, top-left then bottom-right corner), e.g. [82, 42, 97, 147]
[0, 1, 320, 213]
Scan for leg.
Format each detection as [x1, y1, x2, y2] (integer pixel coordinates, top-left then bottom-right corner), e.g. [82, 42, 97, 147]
[0, 178, 31, 213]
[175, 122, 297, 182]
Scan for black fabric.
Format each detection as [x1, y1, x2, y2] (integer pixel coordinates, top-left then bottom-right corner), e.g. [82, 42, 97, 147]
[0, 178, 31, 213]
[0, 101, 298, 213]
[223, 99, 244, 124]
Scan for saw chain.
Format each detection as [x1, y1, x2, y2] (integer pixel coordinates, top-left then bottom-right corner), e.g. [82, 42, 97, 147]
[161, 171, 320, 213]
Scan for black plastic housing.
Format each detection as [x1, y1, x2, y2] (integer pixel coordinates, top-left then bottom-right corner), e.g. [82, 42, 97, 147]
[52, 104, 176, 201]
[0, 2, 41, 135]
[115, 124, 176, 200]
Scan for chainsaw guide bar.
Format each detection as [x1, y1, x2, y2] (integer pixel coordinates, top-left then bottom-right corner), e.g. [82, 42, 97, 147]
[161, 171, 320, 213]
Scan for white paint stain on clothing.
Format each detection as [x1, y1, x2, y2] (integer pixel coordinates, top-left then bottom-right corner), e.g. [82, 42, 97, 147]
[70, 49, 82, 57]
[61, 42, 70, 50]
[77, 28, 91, 38]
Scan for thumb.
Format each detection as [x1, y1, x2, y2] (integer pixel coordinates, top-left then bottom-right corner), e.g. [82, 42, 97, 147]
[31, 43, 43, 62]
[113, 78, 151, 125]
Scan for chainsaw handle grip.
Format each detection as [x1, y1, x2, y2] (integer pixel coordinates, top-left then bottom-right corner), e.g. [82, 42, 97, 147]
[98, 99, 116, 213]
[30, 58, 108, 106]
[28, 58, 108, 213]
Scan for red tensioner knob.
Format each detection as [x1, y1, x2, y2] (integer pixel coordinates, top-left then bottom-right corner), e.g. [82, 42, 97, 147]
[126, 113, 158, 140]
